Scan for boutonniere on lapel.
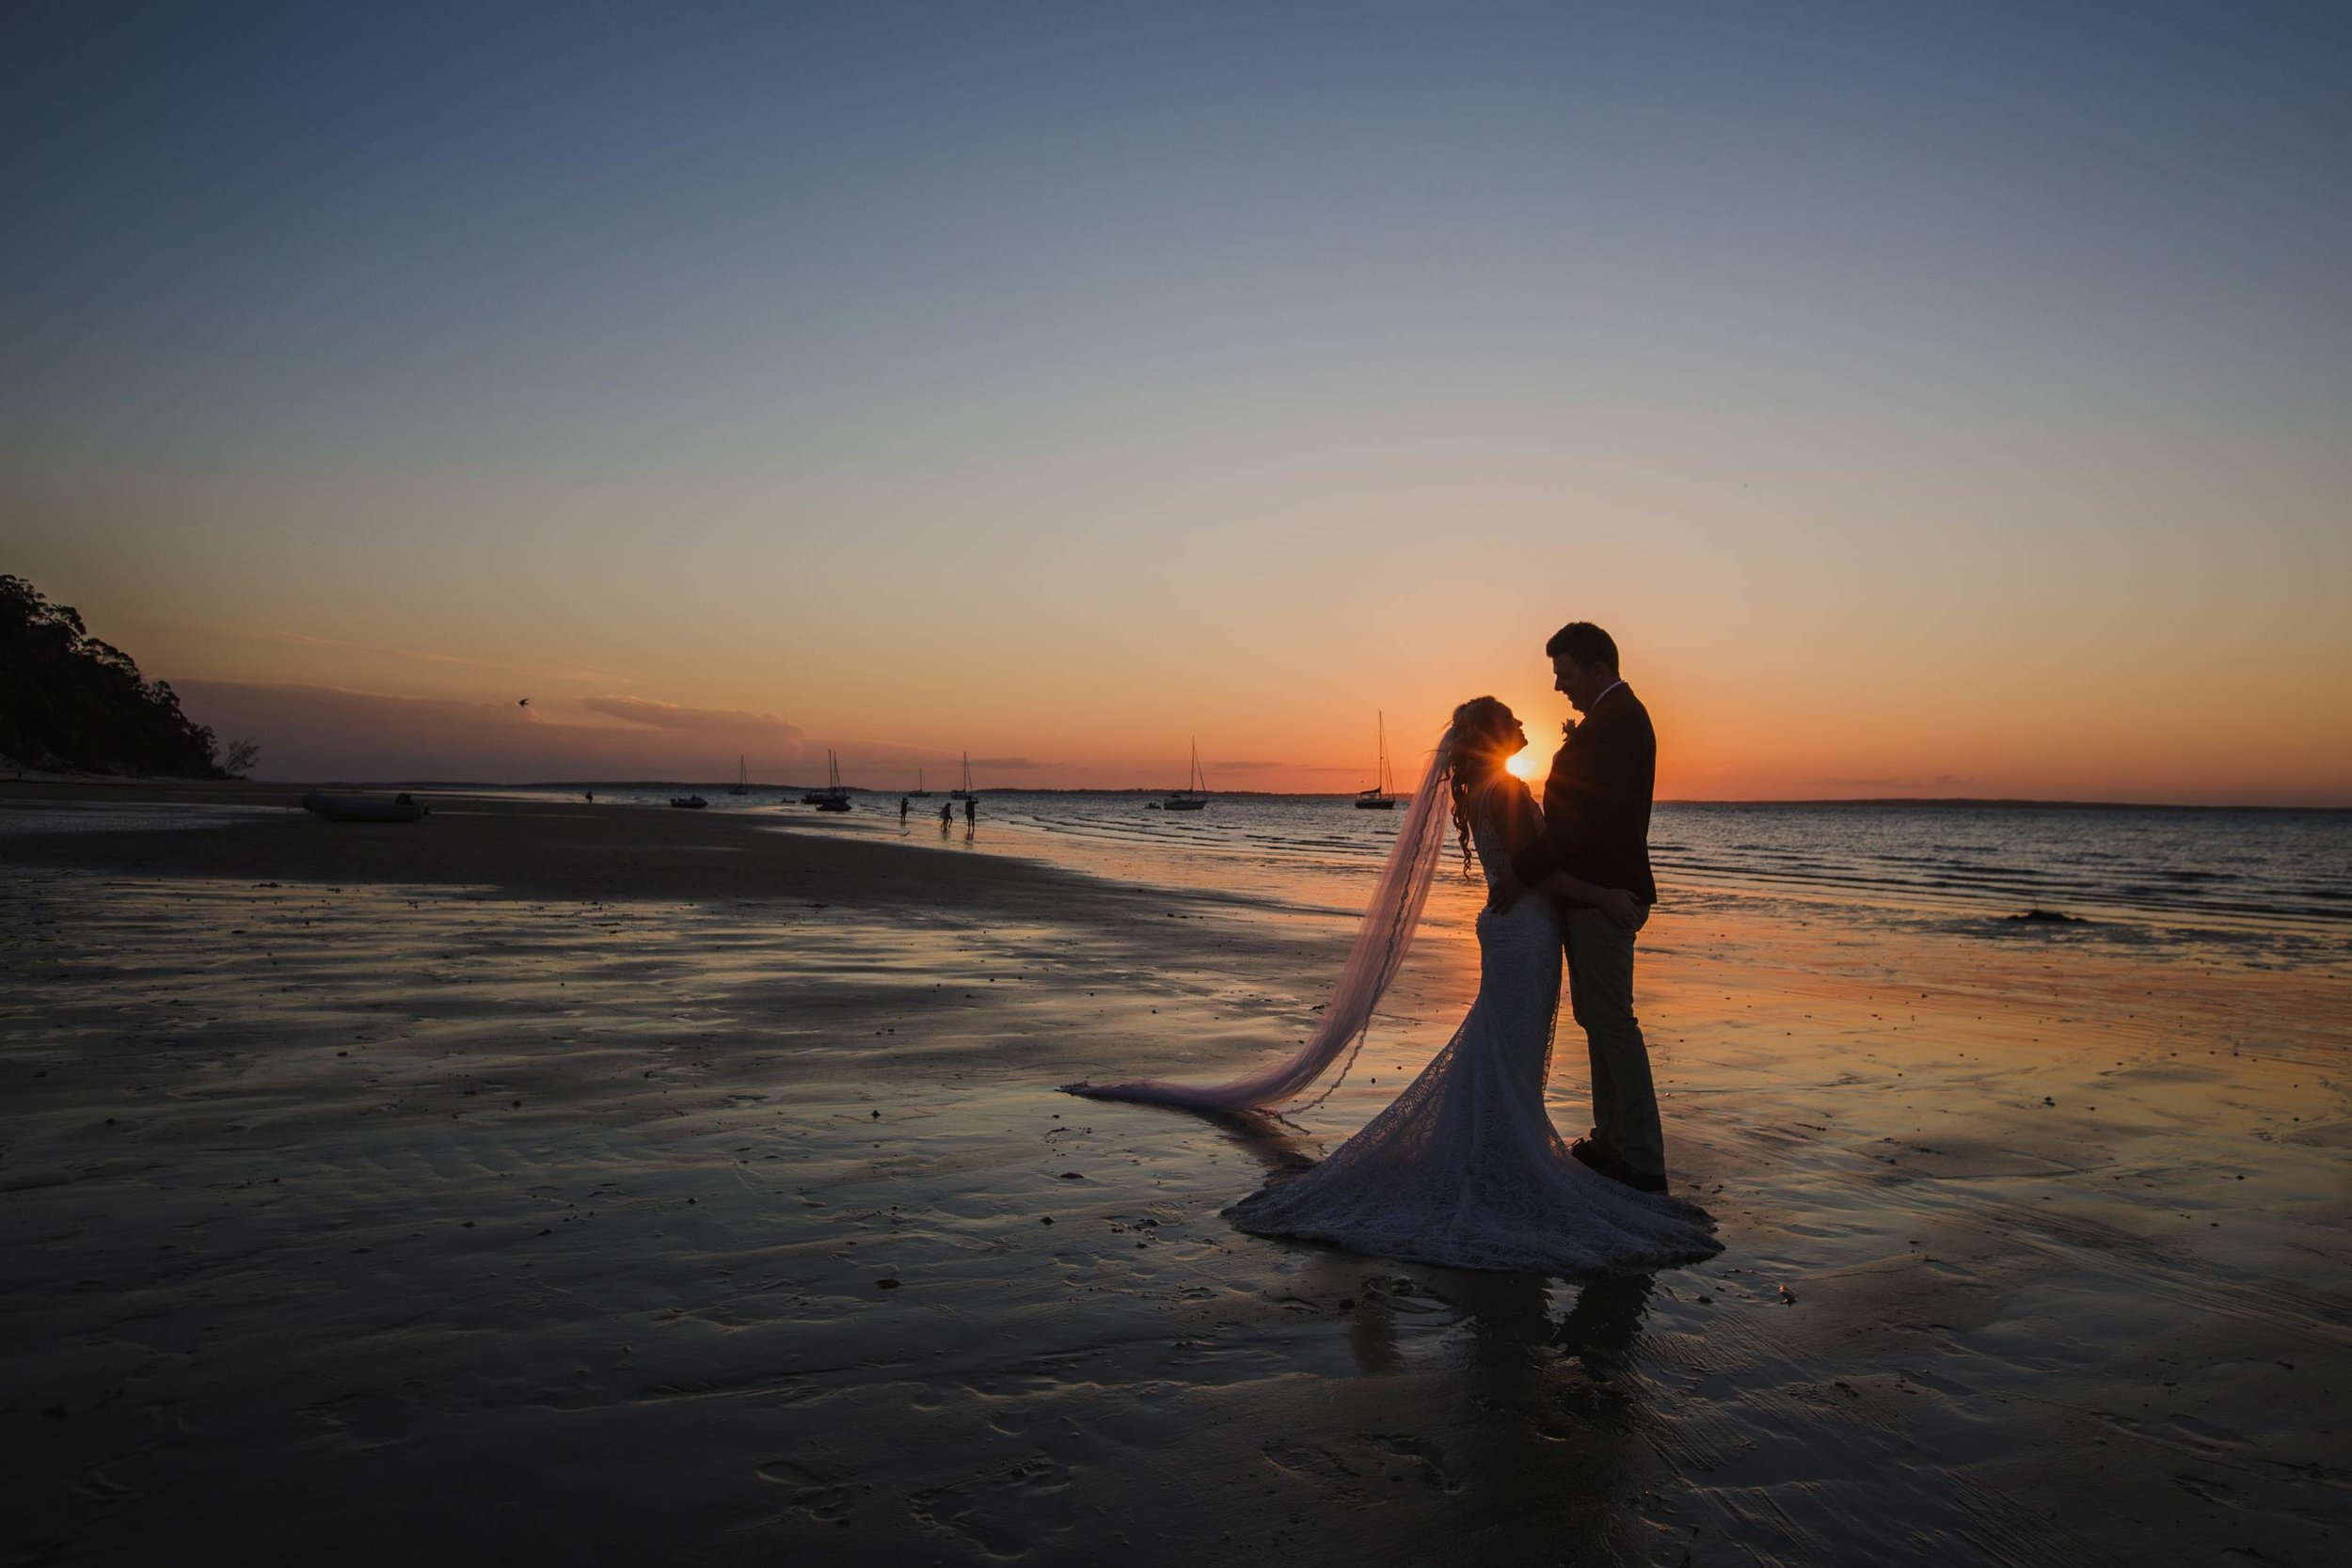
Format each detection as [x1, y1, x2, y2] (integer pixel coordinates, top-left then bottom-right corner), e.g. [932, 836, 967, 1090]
[1561, 719, 1578, 742]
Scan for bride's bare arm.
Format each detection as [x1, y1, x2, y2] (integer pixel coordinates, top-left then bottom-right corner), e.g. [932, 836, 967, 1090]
[1481, 780, 1541, 910]
[1495, 778, 1544, 858]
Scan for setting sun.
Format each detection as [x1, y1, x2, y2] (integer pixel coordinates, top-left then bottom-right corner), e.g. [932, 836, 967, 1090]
[1506, 744, 1545, 783]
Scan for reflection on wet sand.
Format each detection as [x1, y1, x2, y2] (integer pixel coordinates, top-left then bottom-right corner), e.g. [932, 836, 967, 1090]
[1185, 1097, 1669, 1560]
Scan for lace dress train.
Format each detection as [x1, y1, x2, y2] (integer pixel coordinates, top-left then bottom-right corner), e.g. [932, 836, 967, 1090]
[1227, 810, 1720, 1275]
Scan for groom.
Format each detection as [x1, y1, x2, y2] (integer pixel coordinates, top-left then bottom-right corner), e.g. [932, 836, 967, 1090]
[1492, 622, 1671, 1194]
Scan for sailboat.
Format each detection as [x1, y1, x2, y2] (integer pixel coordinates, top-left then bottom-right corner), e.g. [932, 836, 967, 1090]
[803, 750, 852, 811]
[1164, 738, 1208, 811]
[908, 768, 930, 799]
[729, 755, 749, 797]
[1353, 712, 1395, 810]
[950, 753, 976, 801]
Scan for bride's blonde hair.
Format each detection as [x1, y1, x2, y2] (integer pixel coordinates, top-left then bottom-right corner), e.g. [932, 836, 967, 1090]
[1443, 696, 1517, 873]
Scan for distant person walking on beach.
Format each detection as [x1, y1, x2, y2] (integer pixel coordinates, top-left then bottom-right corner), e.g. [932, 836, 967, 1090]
[899, 796, 910, 822]
[963, 796, 977, 826]
[940, 801, 953, 828]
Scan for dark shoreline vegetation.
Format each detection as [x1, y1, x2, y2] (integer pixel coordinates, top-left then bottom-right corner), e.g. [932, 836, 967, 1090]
[0, 575, 252, 779]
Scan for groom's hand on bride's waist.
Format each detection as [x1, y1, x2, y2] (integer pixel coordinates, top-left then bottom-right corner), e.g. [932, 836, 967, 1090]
[1593, 886, 1648, 931]
[1486, 873, 1524, 912]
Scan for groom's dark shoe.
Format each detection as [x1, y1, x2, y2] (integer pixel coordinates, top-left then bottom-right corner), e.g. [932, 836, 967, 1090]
[1571, 1137, 1670, 1195]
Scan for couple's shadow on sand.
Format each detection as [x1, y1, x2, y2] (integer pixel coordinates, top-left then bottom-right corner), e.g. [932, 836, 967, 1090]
[1187, 1105, 1659, 1379]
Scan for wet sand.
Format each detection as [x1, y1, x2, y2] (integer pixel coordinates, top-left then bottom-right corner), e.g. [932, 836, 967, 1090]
[3, 784, 2346, 1564]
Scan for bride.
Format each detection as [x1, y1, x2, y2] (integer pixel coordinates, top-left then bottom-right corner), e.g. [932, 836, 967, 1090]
[1067, 697, 1719, 1275]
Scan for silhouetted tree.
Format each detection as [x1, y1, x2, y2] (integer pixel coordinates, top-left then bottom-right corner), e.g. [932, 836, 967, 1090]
[0, 574, 229, 776]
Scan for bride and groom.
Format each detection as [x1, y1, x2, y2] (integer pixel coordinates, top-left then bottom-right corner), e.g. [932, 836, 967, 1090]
[1069, 622, 1718, 1275]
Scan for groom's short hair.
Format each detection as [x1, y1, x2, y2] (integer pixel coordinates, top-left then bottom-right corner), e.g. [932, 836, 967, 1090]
[1546, 622, 1619, 672]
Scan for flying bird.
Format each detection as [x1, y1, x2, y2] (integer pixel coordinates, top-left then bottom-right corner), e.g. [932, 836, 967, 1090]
[517, 697, 531, 707]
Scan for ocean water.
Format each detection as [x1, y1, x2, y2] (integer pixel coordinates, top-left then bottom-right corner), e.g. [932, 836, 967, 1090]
[564, 784, 2352, 963]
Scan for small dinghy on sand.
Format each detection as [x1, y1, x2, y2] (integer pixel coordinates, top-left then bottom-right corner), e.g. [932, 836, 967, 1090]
[301, 791, 430, 823]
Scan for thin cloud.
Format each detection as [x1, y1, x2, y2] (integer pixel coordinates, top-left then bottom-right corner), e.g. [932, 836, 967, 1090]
[167, 680, 805, 782]
[256, 630, 642, 687]
[1810, 773, 1978, 790]
[579, 696, 804, 740]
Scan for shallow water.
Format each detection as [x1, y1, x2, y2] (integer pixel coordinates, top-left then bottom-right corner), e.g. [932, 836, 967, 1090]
[509, 785, 2352, 971]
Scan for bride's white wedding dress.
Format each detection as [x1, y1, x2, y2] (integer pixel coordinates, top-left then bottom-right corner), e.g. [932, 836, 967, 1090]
[1224, 780, 1721, 1274]
[1068, 732, 1720, 1276]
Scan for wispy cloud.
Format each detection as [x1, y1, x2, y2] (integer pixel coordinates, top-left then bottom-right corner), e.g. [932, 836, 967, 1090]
[168, 680, 806, 782]
[252, 630, 641, 687]
[1809, 773, 1979, 789]
[579, 696, 803, 740]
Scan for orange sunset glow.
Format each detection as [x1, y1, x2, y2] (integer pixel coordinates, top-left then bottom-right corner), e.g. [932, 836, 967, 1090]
[4, 7, 2346, 806]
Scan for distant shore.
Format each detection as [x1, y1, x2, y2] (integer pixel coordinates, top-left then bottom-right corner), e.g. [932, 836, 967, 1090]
[7, 770, 2342, 814]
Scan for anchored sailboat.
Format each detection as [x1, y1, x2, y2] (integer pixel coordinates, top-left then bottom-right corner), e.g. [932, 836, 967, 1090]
[1353, 712, 1395, 810]
[1164, 738, 1208, 811]
[803, 750, 851, 811]
[950, 753, 976, 800]
[908, 768, 930, 799]
[730, 755, 749, 797]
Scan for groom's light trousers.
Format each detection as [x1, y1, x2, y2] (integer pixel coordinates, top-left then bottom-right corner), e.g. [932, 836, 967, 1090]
[1563, 906, 1667, 1178]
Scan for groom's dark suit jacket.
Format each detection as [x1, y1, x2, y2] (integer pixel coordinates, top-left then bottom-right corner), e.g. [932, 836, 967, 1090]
[1511, 682, 1659, 907]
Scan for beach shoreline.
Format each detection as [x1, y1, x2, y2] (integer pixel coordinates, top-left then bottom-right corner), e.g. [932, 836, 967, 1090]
[3, 786, 2346, 1564]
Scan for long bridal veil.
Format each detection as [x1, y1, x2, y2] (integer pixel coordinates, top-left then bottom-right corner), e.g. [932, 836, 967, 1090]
[1063, 727, 1455, 1111]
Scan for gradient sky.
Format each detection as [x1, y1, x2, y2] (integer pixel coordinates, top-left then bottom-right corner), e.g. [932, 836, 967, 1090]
[7, 2, 2348, 801]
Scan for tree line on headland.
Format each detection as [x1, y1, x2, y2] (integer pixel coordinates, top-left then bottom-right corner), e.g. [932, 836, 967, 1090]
[1, 575, 255, 778]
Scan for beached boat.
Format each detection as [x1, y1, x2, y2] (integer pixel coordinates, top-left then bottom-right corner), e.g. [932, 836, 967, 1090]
[670, 794, 707, 809]
[805, 750, 852, 811]
[1164, 739, 1208, 811]
[301, 790, 430, 823]
[1354, 712, 1396, 809]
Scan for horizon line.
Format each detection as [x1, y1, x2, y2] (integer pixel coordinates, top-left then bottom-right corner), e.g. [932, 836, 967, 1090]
[190, 779, 2352, 813]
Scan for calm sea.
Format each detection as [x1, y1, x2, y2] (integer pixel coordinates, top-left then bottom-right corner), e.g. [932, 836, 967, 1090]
[564, 784, 2350, 960]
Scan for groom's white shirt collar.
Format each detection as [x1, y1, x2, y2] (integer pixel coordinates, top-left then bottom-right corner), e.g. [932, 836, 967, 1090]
[1587, 679, 1626, 713]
